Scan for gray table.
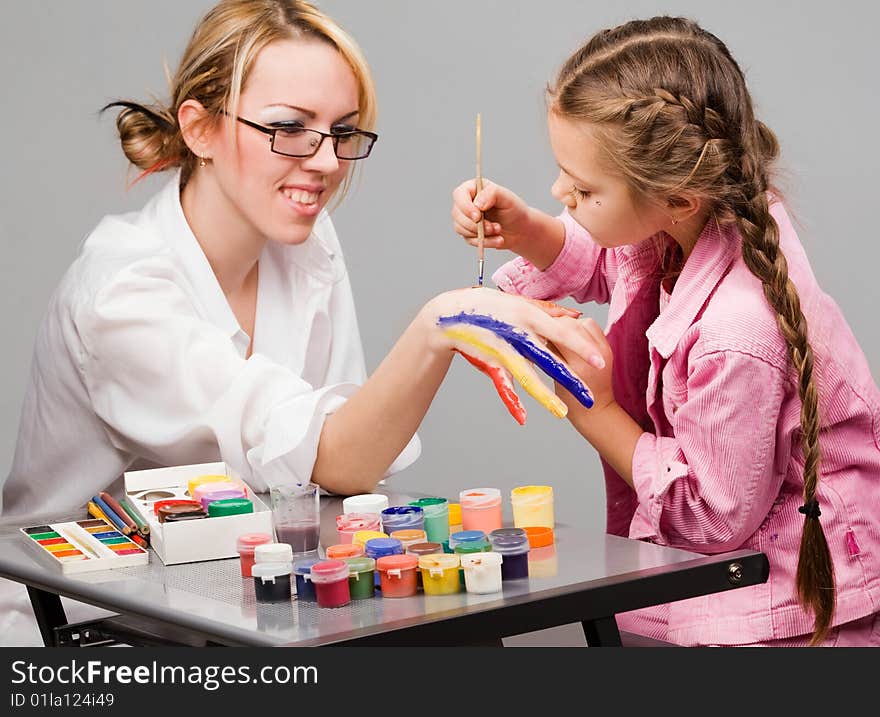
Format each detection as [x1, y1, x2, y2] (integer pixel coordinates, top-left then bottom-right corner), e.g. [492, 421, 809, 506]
[0, 488, 769, 647]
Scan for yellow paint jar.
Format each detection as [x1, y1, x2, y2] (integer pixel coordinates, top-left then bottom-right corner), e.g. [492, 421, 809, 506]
[418, 553, 461, 595]
[352, 530, 387, 548]
[510, 485, 555, 529]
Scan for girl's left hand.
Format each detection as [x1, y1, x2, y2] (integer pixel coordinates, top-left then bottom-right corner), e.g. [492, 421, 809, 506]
[551, 317, 616, 415]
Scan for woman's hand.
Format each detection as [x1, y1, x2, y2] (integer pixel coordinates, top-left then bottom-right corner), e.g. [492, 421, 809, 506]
[420, 287, 604, 424]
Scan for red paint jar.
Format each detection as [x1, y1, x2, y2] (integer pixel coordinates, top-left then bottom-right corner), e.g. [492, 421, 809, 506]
[376, 554, 419, 598]
[236, 533, 272, 578]
[310, 559, 351, 608]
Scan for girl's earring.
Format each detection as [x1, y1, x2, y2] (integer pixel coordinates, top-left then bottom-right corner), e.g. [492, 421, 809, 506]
[670, 216, 678, 225]
[199, 157, 207, 168]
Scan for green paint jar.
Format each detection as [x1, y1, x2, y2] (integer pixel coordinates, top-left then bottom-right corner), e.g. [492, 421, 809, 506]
[408, 497, 450, 544]
[344, 556, 376, 600]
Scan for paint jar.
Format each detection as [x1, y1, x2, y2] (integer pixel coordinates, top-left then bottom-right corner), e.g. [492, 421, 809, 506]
[511, 485, 555, 529]
[207, 497, 253, 517]
[325, 543, 365, 560]
[448, 503, 463, 534]
[270, 482, 320, 558]
[381, 505, 424, 534]
[342, 494, 390, 529]
[336, 512, 381, 544]
[408, 497, 450, 544]
[376, 554, 419, 598]
[344, 556, 376, 600]
[523, 526, 554, 549]
[460, 552, 504, 594]
[459, 488, 503, 533]
[254, 542, 293, 567]
[365, 537, 404, 587]
[419, 553, 461, 595]
[236, 533, 272, 578]
[187, 474, 233, 497]
[489, 529, 530, 580]
[293, 557, 320, 601]
[352, 530, 388, 549]
[158, 504, 207, 523]
[405, 541, 443, 589]
[194, 482, 247, 511]
[454, 538, 492, 586]
[251, 562, 292, 603]
[310, 559, 351, 608]
[448, 530, 489, 551]
[153, 499, 202, 517]
[389, 529, 427, 552]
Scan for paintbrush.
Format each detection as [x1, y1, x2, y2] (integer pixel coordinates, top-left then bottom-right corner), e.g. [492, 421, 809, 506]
[475, 112, 486, 287]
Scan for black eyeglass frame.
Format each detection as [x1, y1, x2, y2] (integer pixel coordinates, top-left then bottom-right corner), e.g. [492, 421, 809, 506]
[232, 114, 378, 160]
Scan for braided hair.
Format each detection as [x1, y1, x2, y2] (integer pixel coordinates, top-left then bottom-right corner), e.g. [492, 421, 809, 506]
[551, 16, 833, 643]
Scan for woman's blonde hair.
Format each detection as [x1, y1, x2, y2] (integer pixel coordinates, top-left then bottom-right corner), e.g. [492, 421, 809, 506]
[551, 16, 833, 644]
[103, 0, 377, 197]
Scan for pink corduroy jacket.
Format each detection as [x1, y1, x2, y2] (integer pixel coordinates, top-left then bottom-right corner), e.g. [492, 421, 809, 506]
[493, 203, 880, 645]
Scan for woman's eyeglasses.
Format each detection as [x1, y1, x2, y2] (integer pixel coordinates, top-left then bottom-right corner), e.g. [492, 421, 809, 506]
[233, 115, 377, 160]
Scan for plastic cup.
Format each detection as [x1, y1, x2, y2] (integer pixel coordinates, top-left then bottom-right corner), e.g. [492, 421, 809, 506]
[376, 554, 419, 598]
[270, 482, 320, 558]
[511, 485, 554, 529]
[293, 557, 320, 601]
[252, 562, 292, 603]
[419, 553, 461, 595]
[408, 497, 450, 544]
[310, 559, 351, 608]
[489, 529, 530, 580]
[344, 556, 376, 600]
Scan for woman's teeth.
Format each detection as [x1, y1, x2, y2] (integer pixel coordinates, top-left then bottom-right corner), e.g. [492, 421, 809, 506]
[284, 189, 319, 205]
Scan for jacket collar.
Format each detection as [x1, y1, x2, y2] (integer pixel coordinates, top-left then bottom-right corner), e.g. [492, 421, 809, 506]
[645, 218, 741, 359]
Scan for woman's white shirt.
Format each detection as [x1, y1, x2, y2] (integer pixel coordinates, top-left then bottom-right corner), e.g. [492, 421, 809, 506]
[1, 173, 419, 522]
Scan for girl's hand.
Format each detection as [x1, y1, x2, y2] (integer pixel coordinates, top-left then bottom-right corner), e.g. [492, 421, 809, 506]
[551, 317, 616, 416]
[451, 178, 532, 254]
[421, 287, 603, 423]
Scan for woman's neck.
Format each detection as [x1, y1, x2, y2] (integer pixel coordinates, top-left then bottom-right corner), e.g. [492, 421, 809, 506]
[179, 172, 265, 296]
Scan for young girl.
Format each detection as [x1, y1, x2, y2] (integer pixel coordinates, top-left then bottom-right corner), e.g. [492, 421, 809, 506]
[0, 0, 597, 644]
[452, 16, 880, 646]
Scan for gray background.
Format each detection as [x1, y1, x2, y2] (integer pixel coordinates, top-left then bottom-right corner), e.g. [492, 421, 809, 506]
[1, 0, 877, 616]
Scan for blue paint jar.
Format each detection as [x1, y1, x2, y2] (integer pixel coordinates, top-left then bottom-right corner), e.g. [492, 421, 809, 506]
[292, 557, 320, 601]
[448, 530, 488, 551]
[380, 505, 425, 533]
[364, 537, 403, 587]
[489, 529, 530, 580]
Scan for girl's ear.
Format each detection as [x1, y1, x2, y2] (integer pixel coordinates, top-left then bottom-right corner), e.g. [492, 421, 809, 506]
[178, 99, 217, 160]
[666, 194, 702, 224]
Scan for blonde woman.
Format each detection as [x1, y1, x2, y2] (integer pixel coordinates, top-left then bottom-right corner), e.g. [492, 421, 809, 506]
[1, 0, 598, 644]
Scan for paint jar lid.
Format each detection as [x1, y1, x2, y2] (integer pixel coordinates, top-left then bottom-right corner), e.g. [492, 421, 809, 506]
[406, 541, 444, 556]
[336, 512, 381, 533]
[376, 554, 419, 573]
[199, 488, 247, 505]
[459, 488, 502, 509]
[187, 474, 233, 496]
[454, 541, 492, 554]
[153, 499, 201, 516]
[325, 543, 365, 560]
[447, 503, 462, 526]
[255, 542, 293, 564]
[408, 497, 448, 518]
[293, 557, 321, 577]
[364, 537, 404, 558]
[309, 559, 349, 584]
[489, 532, 530, 554]
[193, 481, 247, 501]
[390, 529, 427, 544]
[207, 498, 253, 517]
[352, 530, 388, 547]
[158, 504, 206, 523]
[490, 527, 527, 541]
[460, 552, 504, 569]
[236, 533, 272, 553]
[449, 530, 487, 549]
[342, 494, 389, 515]
[343, 556, 375, 575]
[418, 553, 460, 571]
[523, 526, 554, 548]
[510, 485, 554, 504]
[252, 562, 292, 581]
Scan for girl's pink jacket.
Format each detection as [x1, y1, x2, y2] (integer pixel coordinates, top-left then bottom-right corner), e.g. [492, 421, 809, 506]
[493, 203, 880, 644]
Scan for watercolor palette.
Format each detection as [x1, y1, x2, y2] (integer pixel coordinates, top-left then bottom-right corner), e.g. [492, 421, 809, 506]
[20, 519, 150, 574]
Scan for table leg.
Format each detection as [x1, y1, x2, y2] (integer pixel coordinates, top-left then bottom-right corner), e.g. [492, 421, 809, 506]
[26, 586, 67, 647]
[582, 616, 622, 646]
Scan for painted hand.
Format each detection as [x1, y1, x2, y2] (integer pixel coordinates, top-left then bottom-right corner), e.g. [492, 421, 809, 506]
[433, 292, 599, 424]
